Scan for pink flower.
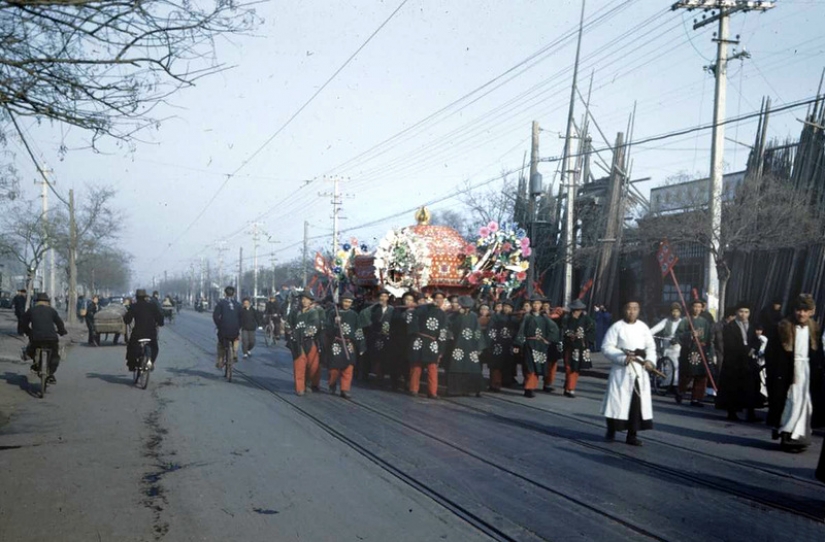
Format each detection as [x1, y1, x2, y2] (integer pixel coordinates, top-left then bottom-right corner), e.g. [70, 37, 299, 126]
[468, 273, 480, 285]
[488, 221, 499, 233]
[502, 242, 513, 252]
[516, 271, 527, 281]
[464, 243, 477, 255]
[520, 237, 531, 248]
[522, 247, 532, 257]
[479, 227, 490, 237]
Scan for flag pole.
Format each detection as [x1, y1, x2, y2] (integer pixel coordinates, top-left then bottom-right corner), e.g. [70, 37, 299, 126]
[670, 268, 717, 392]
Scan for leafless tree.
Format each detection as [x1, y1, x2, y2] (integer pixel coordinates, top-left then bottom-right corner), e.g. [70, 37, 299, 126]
[0, 196, 56, 298]
[0, 0, 260, 145]
[637, 173, 824, 309]
[458, 176, 517, 231]
[78, 248, 131, 293]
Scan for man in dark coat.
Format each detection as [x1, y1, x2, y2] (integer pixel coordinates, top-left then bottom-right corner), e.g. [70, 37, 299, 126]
[21, 292, 67, 383]
[716, 302, 761, 421]
[514, 296, 559, 398]
[240, 297, 262, 358]
[445, 296, 486, 396]
[85, 295, 100, 346]
[593, 305, 612, 353]
[407, 290, 448, 399]
[388, 291, 417, 391]
[676, 299, 714, 407]
[13, 289, 27, 335]
[326, 292, 365, 399]
[487, 300, 516, 392]
[213, 286, 241, 369]
[758, 297, 783, 334]
[124, 289, 164, 371]
[362, 289, 395, 382]
[560, 299, 595, 398]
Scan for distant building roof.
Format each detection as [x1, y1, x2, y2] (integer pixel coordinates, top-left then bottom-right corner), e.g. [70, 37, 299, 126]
[649, 171, 746, 214]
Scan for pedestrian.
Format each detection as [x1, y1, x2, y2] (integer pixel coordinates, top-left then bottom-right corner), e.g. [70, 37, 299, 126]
[593, 304, 612, 353]
[560, 299, 595, 398]
[487, 299, 516, 392]
[758, 297, 783, 334]
[445, 295, 486, 396]
[716, 301, 762, 422]
[388, 291, 417, 391]
[86, 295, 100, 346]
[601, 299, 657, 446]
[407, 290, 448, 399]
[513, 296, 559, 398]
[675, 299, 713, 406]
[12, 289, 27, 335]
[213, 286, 241, 369]
[286, 290, 323, 396]
[362, 289, 394, 383]
[240, 297, 262, 358]
[765, 294, 822, 452]
[649, 302, 684, 390]
[327, 292, 365, 399]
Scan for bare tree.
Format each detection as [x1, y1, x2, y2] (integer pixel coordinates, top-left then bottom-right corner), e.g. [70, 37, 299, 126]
[638, 173, 824, 309]
[0, 0, 260, 144]
[429, 209, 469, 239]
[78, 248, 131, 293]
[458, 177, 517, 231]
[0, 197, 56, 300]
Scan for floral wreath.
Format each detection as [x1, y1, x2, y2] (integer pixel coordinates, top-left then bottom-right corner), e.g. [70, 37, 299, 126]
[331, 238, 369, 283]
[461, 221, 530, 296]
[373, 227, 432, 297]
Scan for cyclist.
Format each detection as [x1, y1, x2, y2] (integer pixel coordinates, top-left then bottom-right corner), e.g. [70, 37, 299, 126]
[21, 292, 67, 384]
[124, 289, 164, 371]
[213, 286, 241, 369]
[649, 302, 684, 390]
[264, 294, 281, 339]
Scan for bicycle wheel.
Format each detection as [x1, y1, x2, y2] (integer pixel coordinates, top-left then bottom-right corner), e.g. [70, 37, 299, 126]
[224, 340, 233, 382]
[654, 357, 675, 395]
[138, 345, 152, 389]
[38, 350, 48, 398]
[264, 325, 272, 347]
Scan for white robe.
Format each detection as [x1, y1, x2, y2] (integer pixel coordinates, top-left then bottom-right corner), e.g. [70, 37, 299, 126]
[779, 325, 813, 440]
[600, 319, 657, 421]
[649, 317, 682, 385]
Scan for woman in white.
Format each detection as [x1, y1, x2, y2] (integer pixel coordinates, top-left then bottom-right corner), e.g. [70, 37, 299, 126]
[601, 300, 657, 446]
[649, 302, 683, 388]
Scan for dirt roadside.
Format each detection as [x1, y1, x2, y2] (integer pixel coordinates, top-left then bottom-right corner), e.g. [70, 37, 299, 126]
[0, 308, 86, 428]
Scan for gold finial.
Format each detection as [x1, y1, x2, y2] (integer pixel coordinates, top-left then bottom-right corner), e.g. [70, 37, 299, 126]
[415, 206, 431, 225]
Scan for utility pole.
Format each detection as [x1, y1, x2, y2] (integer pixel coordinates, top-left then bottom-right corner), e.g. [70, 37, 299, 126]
[238, 247, 243, 297]
[320, 176, 353, 299]
[302, 220, 309, 288]
[561, 0, 586, 307]
[527, 121, 541, 297]
[249, 222, 261, 300]
[37, 167, 57, 297]
[672, 0, 775, 316]
[216, 241, 228, 290]
[68, 189, 78, 325]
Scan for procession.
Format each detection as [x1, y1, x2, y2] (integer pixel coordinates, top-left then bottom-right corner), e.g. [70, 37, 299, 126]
[3, 1, 825, 540]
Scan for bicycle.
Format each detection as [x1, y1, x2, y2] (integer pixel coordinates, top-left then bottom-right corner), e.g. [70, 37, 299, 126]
[651, 336, 677, 395]
[263, 316, 277, 347]
[133, 338, 153, 390]
[33, 347, 52, 398]
[221, 336, 238, 382]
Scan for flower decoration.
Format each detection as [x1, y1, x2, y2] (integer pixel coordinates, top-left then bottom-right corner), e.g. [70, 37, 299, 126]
[461, 222, 531, 296]
[329, 241, 369, 283]
[373, 227, 432, 296]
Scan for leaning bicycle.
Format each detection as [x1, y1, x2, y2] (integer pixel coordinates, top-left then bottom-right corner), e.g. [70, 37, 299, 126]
[33, 348, 52, 398]
[221, 336, 238, 382]
[263, 316, 277, 347]
[651, 336, 677, 395]
[133, 338, 153, 390]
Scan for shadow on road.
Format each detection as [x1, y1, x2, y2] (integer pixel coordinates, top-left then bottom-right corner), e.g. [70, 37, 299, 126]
[0, 370, 42, 398]
[86, 372, 136, 387]
[164, 365, 260, 391]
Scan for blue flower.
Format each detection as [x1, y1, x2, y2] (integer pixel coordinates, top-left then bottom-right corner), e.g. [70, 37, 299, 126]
[516, 228, 526, 239]
[360, 244, 368, 252]
[342, 243, 352, 251]
[333, 266, 343, 274]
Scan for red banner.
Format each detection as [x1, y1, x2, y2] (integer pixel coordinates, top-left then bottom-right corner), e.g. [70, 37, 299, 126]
[656, 240, 678, 278]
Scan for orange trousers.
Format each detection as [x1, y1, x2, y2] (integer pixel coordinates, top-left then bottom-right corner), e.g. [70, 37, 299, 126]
[490, 368, 503, 389]
[329, 365, 354, 392]
[679, 375, 707, 401]
[409, 363, 438, 396]
[544, 361, 558, 388]
[293, 344, 321, 394]
[564, 363, 579, 392]
[524, 372, 539, 390]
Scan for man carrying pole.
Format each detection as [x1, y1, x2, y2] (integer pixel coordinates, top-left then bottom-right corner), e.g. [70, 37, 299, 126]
[327, 292, 364, 399]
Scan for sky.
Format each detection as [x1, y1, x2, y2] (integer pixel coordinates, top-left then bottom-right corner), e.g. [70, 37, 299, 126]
[9, 0, 825, 289]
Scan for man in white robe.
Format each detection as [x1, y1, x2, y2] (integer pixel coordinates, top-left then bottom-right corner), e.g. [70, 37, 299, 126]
[649, 302, 683, 389]
[601, 300, 657, 446]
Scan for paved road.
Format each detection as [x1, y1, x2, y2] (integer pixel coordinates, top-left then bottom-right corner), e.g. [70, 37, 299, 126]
[1, 309, 824, 541]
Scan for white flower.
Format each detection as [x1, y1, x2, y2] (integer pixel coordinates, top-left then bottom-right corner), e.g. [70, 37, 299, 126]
[375, 339, 384, 351]
[426, 317, 439, 331]
[382, 321, 390, 334]
[307, 326, 318, 336]
[462, 328, 473, 340]
[412, 338, 423, 351]
[474, 330, 482, 340]
[535, 328, 543, 339]
[501, 328, 512, 339]
[296, 321, 306, 329]
[405, 312, 414, 324]
[332, 343, 342, 356]
[452, 348, 464, 360]
[489, 328, 498, 340]
[341, 323, 352, 335]
[493, 344, 503, 356]
[438, 329, 448, 341]
[534, 351, 546, 364]
[469, 351, 480, 364]
[355, 329, 365, 340]
[429, 341, 439, 354]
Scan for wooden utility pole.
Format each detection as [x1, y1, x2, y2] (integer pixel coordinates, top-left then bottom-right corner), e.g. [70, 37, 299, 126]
[68, 189, 78, 325]
[672, 0, 775, 315]
[561, 0, 586, 307]
[527, 121, 541, 297]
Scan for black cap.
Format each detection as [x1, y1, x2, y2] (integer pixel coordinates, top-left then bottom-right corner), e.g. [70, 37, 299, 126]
[35, 292, 50, 302]
[569, 299, 587, 311]
[458, 295, 475, 309]
[136, 289, 147, 298]
[431, 290, 446, 300]
[299, 290, 314, 301]
[340, 292, 355, 301]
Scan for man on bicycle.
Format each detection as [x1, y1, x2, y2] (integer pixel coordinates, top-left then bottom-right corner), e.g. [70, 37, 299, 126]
[213, 286, 241, 369]
[124, 289, 164, 371]
[21, 292, 67, 384]
[264, 294, 281, 340]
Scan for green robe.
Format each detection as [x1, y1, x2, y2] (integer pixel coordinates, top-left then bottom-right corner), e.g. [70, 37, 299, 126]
[561, 313, 596, 372]
[515, 312, 560, 376]
[407, 304, 448, 364]
[677, 315, 714, 378]
[287, 307, 324, 360]
[487, 313, 517, 370]
[326, 308, 365, 369]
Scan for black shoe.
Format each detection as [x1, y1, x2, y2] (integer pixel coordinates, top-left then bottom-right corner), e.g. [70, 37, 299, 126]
[690, 400, 705, 408]
[745, 410, 759, 423]
[674, 391, 683, 405]
[427, 394, 438, 400]
[727, 412, 740, 421]
[605, 429, 616, 442]
[524, 390, 535, 398]
[311, 385, 320, 393]
[543, 386, 555, 393]
[296, 390, 305, 397]
[329, 384, 338, 395]
[771, 428, 780, 440]
[341, 391, 352, 400]
[46, 375, 56, 385]
[626, 436, 643, 446]
[564, 390, 576, 398]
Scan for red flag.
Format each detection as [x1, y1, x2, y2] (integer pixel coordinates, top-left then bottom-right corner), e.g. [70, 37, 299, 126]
[656, 240, 678, 278]
[314, 252, 331, 276]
